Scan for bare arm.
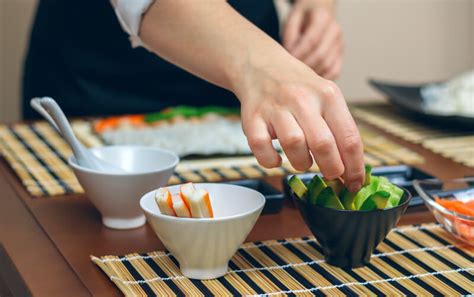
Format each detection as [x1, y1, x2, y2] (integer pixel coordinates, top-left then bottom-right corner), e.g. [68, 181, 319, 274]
[140, 0, 365, 191]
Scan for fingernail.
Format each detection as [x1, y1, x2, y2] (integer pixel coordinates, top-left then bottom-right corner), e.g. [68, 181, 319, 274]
[348, 182, 361, 193]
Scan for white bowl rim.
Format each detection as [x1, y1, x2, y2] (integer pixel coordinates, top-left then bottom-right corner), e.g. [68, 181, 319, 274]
[140, 183, 266, 222]
[68, 145, 179, 176]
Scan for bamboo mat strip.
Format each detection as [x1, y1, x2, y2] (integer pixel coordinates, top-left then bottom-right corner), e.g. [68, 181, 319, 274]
[92, 223, 474, 296]
[352, 103, 474, 168]
[0, 121, 423, 197]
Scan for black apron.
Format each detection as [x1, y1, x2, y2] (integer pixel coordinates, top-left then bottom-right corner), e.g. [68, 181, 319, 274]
[22, 0, 280, 119]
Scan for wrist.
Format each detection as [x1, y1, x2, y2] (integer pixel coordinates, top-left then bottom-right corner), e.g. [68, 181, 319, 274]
[229, 45, 299, 102]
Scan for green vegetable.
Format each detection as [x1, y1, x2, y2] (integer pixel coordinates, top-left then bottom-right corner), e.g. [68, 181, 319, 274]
[326, 179, 344, 196]
[340, 188, 356, 210]
[287, 164, 405, 211]
[316, 187, 345, 210]
[360, 191, 391, 211]
[364, 164, 372, 186]
[144, 106, 240, 123]
[307, 175, 327, 205]
[353, 176, 380, 210]
[378, 177, 403, 208]
[288, 175, 308, 199]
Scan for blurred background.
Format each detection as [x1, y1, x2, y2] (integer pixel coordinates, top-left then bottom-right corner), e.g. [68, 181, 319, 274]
[0, 0, 472, 122]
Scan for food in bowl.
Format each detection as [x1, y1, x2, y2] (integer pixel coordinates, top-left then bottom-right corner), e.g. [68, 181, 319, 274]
[291, 178, 411, 268]
[140, 183, 265, 279]
[155, 182, 214, 218]
[288, 165, 404, 211]
[414, 178, 474, 245]
[435, 193, 474, 242]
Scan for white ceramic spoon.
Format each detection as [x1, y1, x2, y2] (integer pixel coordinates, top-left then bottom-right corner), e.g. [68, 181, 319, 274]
[30, 97, 126, 173]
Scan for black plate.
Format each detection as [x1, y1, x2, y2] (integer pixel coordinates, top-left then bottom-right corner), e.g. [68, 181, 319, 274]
[283, 165, 434, 207]
[369, 79, 474, 129]
[225, 179, 284, 214]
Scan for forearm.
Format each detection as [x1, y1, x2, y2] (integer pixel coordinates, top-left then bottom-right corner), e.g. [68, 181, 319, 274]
[140, 0, 293, 95]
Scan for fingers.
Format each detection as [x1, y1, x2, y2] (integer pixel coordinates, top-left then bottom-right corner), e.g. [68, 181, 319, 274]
[282, 4, 305, 50]
[290, 10, 329, 59]
[314, 41, 343, 79]
[304, 21, 342, 70]
[321, 55, 343, 80]
[320, 81, 365, 192]
[242, 115, 282, 168]
[271, 111, 313, 171]
[292, 99, 344, 179]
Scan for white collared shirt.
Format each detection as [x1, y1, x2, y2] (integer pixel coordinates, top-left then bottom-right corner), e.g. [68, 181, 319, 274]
[110, 0, 155, 48]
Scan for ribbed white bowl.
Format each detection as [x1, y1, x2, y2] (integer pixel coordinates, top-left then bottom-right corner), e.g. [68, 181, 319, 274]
[140, 183, 265, 279]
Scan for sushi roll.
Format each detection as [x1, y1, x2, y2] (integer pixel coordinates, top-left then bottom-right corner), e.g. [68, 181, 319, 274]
[155, 188, 176, 216]
[171, 194, 191, 218]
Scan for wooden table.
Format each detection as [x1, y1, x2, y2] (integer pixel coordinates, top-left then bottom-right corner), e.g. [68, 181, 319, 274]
[1, 122, 473, 296]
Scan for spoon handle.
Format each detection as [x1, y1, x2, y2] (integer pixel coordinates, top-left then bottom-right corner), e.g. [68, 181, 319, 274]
[30, 97, 92, 166]
[31, 97, 60, 132]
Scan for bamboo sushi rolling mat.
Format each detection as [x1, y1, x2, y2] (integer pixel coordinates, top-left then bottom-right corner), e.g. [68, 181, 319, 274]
[0, 120, 422, 197]
[352, 103, 474, 168]
[91, 223, 473, 296]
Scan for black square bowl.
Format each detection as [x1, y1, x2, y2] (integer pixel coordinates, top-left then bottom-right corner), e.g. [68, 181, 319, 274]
[293, 188, 412, 268]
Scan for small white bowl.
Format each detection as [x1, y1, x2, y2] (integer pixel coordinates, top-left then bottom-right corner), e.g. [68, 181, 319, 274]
[140, 183, 265, 280]
[69, 145, 179, 230]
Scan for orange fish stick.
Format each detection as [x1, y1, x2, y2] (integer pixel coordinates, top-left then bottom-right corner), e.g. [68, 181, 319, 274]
[180, 182, 195, 216]
[189, 189, 214, 218]
[171, 194, 191, 218]
[155, 188, 176, 216]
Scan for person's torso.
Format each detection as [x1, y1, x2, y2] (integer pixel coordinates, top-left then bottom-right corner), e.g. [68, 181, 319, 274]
[23, 0, 280, 119]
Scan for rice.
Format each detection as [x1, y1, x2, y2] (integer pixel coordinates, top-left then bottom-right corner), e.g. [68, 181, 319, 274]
[100, 115, 253, 156]
[421, 70, 474, 117]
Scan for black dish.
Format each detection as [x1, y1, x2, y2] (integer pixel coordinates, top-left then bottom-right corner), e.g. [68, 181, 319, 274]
[369, 79, 474, 129]
[293, 188, 412, 268]
[283, 165, 434, 207]
[225, 179, 284, 214]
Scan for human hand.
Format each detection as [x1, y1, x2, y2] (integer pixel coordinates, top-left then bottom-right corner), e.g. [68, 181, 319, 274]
[283, 0, 344, 80]
[235, 55, 364, 192]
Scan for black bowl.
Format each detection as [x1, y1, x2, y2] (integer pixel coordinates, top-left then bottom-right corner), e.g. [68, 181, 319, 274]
[293, 188, 412, 268]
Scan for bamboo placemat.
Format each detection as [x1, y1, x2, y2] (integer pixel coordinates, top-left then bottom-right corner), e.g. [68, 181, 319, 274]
[352, 103, 474, 168]
[0, 121, 422, 197]
[91, 223, 473, 296]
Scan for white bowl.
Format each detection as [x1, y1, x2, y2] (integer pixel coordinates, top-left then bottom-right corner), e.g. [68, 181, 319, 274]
[69, 145, 179, 230]
[140, 183, 265, 279]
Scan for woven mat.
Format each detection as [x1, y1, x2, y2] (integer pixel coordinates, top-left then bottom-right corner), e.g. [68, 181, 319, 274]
[91, 223, 473, 296]
[0, 120, 422, 197]
[352, 103, 474, 168]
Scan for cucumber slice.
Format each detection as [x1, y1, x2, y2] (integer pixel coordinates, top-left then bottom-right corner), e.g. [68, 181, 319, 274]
[307, 175, 327, 205]
[340, 187, 355, 210]
[288, 175, 308, 199]
[364, 164, 372, 186]
[326, 178, 344, 196]
[378, 182, 403, 207]
[353, 177, 380, 210]
[378, 176, 390, 185]
[360, 191, 391, 211]
[373, 191, 391, 209]
[317, 187, 344, 210]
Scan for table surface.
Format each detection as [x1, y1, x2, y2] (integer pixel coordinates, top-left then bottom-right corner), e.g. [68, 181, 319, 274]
[1, 120, 473, 297]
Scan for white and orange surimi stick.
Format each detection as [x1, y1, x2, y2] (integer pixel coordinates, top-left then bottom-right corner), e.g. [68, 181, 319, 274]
[155, 188, 176, 216]
[179, 182, 195, 216]
[171, 194, 191, 218]
[189, 189, 214, 218]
